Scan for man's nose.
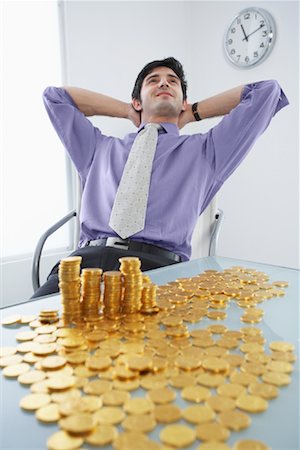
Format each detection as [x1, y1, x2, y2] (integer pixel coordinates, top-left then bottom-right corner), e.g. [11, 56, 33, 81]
[158, 78, 170, 87]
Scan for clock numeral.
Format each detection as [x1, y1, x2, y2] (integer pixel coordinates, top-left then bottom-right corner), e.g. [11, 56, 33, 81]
[228, 39, 233, 45]
[245, 56, 250, 63]
[260, 20, 265, 26]
[230, 49, 236, 55]
[253, 51, 259, 58]
[260, 42, 265, 48]
[236, 55, 241, 61]
[244, 13, 250, 19]
[262, 30, 267, 37]
[231, 27, 236, 33]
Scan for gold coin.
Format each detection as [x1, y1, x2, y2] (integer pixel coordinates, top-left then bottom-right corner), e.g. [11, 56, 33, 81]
[262, 371, 291, 386]
[20, 315, 37, 324]
[102, 390, 130, 406]
[197, 373, 225, 388]
[160, 424, 196, 448]
[113, 431, 151, 450]
[1, 314, 21, 325]
[236, 394, 268, 412]
[18, 369, 46, 385]
[0, 354, 23, 367]
[20, 393, 51, 410]
[182, 405, 215, 424]
[229, 371, 257, 386]
[0, 346, 17, 357]
[59, 396, 102, 416]
[124, 397, 154, 415]
[31, 343, 57, 356]
[248, 382, 279, 399]
[147, 387, 176, 404]
[127, 355, 153, 372]
[41, 356, 67, 370]
[202, 357, 229, 373]
[85, 424, 118, 446]
[59, 413, 96, 435]
[51, 389, 81, 404]
[16, 330, 38, 341]
[83, 379, 112, 395]
[47, 430, 84, 450]
[169, 374, 196, 388]
[206, 395, 236, 412]
[181, 385, 211, 403]
[3, 363, 30, 378]
[113, 378, 140, 391]
[122, 413, 157, 433]
[269, 341, 295, 352]
[94, 406, 125, 425]
[217, 383, 246, 398]
[218, 409, 251, 430]
[266, 360, 293, 373]
[233, 439, 271, 450]
[154, 404, 181, 423]
[46, 375, 76, 391]
[196, 443, 231, 450]
[206, 311, 227, 320]
[196, 422, 230, 441]
[36, 403, 60, 423]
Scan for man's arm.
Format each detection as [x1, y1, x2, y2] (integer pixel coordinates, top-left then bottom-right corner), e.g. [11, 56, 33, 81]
[179, 85, 244, 128]
[63, 87, 141, 127]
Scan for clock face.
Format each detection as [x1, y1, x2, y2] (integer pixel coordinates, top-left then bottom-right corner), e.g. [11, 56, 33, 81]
[224, 8, 276, 68]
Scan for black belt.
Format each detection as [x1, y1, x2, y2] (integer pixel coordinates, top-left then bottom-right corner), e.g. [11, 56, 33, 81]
[85, 237, 181, 263]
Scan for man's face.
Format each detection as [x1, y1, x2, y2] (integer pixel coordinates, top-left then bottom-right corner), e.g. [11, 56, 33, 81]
[132, 66, 187, 120]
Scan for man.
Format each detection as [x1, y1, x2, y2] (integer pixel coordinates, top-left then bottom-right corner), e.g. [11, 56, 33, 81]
[33, 57, 288, 298]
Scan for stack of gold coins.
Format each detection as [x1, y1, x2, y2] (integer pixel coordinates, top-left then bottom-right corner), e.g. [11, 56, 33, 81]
[140, 283, 159, 314]
[119, 257, 143, 314]
[81, 268, 102, 325]
[39, 310, 59, 324]
[103, 271, 123, 319]
[58, 256, 82, 325]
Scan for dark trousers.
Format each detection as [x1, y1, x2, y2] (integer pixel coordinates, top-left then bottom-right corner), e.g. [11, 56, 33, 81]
[31, 245, 178, 299]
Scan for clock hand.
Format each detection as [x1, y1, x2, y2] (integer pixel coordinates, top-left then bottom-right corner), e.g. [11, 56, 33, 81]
[240, 24, 248, 42]
[242, 23, 265, 41]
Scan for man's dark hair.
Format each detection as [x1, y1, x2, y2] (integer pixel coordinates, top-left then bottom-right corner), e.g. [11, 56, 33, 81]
[131, 57, 187, 101]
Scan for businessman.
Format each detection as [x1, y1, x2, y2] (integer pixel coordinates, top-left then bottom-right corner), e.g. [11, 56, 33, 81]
[33, 57, 288, 298]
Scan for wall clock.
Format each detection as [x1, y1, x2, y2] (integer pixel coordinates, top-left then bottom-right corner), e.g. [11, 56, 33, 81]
[224, 7, 276, 69]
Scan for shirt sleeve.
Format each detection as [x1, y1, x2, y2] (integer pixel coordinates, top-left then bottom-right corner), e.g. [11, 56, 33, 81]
[204, 80, 289, 183]
[42, 86, 99, 176]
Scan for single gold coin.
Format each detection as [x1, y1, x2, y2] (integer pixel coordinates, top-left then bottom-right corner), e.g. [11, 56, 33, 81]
[94, 406, 125, 425]
[154, 404, 182, 423]
[170, 373, 196, 388]
[182, 404, 215, 424]
[50, 389, 81, 404]
[47, 430, 84, 450]
[36, 403, 60, 423]
[219, 409, 251, 430]
[229, 371, 257, 387]
[112, 431, 152, 450]
[20, 393, 51, 410]
[124, 397, 154, 415]
[217, 383, 246, 398]
[102, 390, 130, 406]
[197, 373, 225, 388]
[233, 439, 271, 450]
[46, 375, 76, 391]
[122, 413, 157, 433]
[1, 314, 21, 325]
[18, 369, 46, 385]
[113, 378, 140, 391]
[21, 315, 37, 324]
[266, 360, 293, 373]
[85, 424, 118, 446]
[41, 355, 67, 370]
[196, 422, 230, 441]
[248, 382, 279, 399]
[0, 354, 23, 367]
[0, 346, 17, 357]
[31, 343, 57, 356]
[59, 413, 96, 435]
[147, 387, 176, 404]
[181, 385, 211, 403]
[262, 371, 291, 386]
[59, 396, 102, 416]
[206, 395, 236, 412]
[269, 341, 295, 352]
[202, 357, 229, 373]
[236, 394, 268, 412]
[196, 443, 231, 450]
[16, 330, 38, 341]
[160, 424, 196, 448]
[3, 363, 30, 378]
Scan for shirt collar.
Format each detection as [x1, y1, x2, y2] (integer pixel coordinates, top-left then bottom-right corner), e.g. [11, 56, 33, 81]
[138, 122, 179, 136]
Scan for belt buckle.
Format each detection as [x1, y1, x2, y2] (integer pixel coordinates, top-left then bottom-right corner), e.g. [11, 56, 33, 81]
[106, 237, 129, 250]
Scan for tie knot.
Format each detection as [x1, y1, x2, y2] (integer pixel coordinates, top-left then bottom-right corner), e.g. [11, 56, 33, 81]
[145, 123, 162, 132]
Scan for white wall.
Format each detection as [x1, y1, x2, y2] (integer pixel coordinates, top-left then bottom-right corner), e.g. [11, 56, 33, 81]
[61, 0, 299, 269]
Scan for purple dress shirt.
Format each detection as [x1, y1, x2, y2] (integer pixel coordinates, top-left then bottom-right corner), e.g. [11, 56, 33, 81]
[43, 81, 288, 261]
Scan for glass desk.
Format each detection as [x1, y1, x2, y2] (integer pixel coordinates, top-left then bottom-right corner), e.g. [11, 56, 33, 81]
[1, 256, 299, 450]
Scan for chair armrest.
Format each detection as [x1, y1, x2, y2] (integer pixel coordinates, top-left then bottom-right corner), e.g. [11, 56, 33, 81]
[32, 210, 77, 292]
[208, 209, 224, 256]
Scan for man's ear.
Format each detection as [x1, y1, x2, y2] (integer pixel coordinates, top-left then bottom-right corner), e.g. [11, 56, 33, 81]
[132, 98, 142, 111]
[181, 99, 188, 112]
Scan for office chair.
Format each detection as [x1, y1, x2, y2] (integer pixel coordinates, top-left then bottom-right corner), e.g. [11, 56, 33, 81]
[32, 209, 224, 293]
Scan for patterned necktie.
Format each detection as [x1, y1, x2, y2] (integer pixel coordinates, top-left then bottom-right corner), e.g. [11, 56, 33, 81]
[109, 123, 162, 239]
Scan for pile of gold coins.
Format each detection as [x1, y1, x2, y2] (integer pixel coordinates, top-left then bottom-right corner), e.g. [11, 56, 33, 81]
[0, 263, 296, 450]
[81, 268, 102, 325]
[58, 256, 82, 325]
